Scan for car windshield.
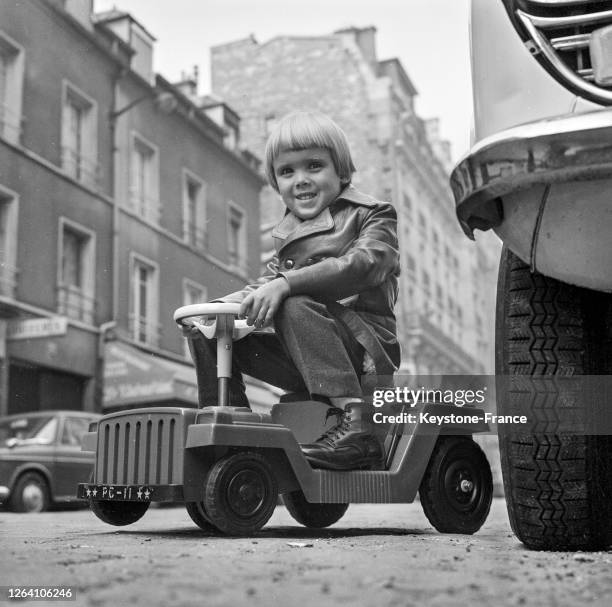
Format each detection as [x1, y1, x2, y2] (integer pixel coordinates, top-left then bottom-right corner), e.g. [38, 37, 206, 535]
[0, 416, 57, 446]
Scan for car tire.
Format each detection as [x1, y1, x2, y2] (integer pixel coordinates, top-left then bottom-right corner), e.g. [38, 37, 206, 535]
[10, 472, 50, 513]
[496, 248, 612, 550]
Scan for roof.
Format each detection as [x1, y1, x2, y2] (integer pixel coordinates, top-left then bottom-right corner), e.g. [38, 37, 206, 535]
[93, 9, 157, 41]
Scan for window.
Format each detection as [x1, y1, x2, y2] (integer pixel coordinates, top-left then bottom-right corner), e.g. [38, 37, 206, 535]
[406, 253, 416, 277]
[60, 417, 90, 447]
[418, 212, 426, 232]
[182, 171, 207, 251]
[436, 284, 444, 310]
[58, 219, 95, 324]
[129, 133, 159, 223]
[264, 114, 277, 136]
[403, 193, 413, 217]
[0, 186, 18, 298]
[227, 202, 246, 270]
[130, 255, 159, 346]
[0, 31, 24, 144]
[61, 82, 98, 187]
[422, 270, 431, 300]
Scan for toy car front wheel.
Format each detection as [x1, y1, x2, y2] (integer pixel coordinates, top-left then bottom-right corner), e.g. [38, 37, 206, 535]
[496, 248, 612, 550]
[419, 436, 492, 534]
[90, 500, 150, 526]
[185, 501, 219, 532]
[203, 451, 278, 536]
[10, 472, 50, 513]
[283, 490, 348, 528]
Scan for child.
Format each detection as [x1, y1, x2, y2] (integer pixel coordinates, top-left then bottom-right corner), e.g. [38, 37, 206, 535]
[188, 111, 400, 470]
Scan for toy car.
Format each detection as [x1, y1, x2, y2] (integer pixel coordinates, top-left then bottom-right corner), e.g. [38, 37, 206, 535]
[77, 303, 493, 536]
[451, 0, 612, 550]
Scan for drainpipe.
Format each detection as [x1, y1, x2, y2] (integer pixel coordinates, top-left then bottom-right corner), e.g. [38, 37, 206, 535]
[95, 320, 117, 412]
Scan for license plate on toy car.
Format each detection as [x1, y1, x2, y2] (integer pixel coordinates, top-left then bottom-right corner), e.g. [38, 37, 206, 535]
[79, 484, 153, 501]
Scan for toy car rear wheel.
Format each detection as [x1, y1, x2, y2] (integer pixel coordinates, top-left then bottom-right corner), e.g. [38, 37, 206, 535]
[203, 451, 278, 536]
[283, 490, 348, 528]
[90, 500, 150, 526]
[496, 248, 612, 550]
[185, 501, 220, 532]
[419, 436, 492, 534]
[10, 472, 50, 513]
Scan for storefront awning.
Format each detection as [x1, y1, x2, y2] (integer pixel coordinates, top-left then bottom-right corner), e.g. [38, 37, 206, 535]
[103, 341, 198, 409]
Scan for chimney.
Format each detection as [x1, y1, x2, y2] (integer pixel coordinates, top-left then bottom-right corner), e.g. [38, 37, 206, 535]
[94, 11, 156, 84]
[335, 26, 378, 68]
[173, 66, 199, 102]
[64, 0, 94, 30]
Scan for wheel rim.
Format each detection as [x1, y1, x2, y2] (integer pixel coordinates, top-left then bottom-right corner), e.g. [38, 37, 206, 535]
[226, 468, 267, 518]
[443, 457, 482, 513]
[22, 483, 45, 513]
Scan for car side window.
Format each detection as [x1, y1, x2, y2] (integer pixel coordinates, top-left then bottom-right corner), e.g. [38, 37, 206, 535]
[36, 418, 58, 444]
[61, 417, 90, 446]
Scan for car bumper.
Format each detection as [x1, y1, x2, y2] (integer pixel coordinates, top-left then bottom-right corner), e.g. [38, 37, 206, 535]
[451, 108, 612, 240]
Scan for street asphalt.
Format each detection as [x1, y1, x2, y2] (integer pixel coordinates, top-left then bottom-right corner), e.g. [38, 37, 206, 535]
[1, 497, 611, 607]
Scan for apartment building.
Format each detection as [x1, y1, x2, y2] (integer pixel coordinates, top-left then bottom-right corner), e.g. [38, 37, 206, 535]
[0, 0, 264, 415]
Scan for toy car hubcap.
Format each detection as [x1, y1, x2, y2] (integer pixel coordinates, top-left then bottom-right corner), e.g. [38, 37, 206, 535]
[22, 484, 44, 512]
[444, 459, 479, 511]
[227, 469, 265, 517]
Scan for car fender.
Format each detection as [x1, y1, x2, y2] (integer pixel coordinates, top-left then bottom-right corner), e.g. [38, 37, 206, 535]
[8, 463, 54, 497]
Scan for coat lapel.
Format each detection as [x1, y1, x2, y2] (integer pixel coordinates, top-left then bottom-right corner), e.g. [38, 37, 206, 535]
[272, 206, 334, 252]
[270, 185, 377, 253]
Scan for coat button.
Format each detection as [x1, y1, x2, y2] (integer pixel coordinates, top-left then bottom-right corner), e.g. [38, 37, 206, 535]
[284, 259, 295, 269]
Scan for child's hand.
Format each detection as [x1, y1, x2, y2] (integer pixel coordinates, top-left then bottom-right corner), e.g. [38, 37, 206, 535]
[240, 278, 290, 327]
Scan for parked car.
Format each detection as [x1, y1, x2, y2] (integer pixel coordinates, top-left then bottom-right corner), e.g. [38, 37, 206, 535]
[0, 410, 101, 513]
[451, 0, 612, 551]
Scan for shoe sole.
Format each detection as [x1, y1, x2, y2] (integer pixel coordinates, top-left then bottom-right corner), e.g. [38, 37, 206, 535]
[304, 456, 385, 471]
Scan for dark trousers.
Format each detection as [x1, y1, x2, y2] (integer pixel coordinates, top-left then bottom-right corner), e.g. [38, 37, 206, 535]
[188, 295, 365, 407]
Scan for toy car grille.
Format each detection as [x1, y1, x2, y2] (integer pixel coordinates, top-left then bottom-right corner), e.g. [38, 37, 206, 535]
[504, 0, 612, 104]
[93, 412, 184, 485]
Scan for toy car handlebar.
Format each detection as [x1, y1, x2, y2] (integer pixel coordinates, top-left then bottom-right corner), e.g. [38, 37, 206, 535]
[173, 303, 255, 341]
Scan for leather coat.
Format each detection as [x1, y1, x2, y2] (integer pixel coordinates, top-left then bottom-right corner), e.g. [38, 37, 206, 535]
[223, 185, 401, 374]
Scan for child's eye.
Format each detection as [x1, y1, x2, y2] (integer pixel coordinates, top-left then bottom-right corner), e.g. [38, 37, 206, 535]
[278, 167, 293, 176]
[309, 161, 323, 170]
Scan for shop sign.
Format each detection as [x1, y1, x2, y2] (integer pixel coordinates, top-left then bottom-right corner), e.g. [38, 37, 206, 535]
[6, 316, 68, 340]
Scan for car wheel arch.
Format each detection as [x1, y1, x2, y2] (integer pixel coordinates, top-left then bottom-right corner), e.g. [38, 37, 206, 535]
[9, 464, 54, 500]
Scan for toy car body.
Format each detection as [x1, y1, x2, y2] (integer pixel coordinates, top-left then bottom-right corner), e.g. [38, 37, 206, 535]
[77, 400, 492, 534]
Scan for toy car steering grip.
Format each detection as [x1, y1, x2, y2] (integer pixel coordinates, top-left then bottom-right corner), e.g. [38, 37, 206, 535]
[173, 303, 255, 407]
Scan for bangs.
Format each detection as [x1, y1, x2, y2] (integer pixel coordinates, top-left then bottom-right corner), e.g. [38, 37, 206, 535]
[264, 111, 356, 191]
[268, 113, 337, 158]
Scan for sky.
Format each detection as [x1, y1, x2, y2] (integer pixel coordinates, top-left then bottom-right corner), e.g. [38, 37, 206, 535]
[93, 0, 473, 162]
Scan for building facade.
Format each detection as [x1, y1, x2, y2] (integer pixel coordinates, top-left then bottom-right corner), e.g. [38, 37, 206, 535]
[0, 0, 264, 416]
[210, 27, 500, 378]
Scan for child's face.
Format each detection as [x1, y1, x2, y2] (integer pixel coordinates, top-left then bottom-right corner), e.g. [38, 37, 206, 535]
[272, 147, 343, 220]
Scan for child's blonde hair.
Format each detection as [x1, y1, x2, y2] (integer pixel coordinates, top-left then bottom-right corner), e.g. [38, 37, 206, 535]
[264, 111, 356, 192]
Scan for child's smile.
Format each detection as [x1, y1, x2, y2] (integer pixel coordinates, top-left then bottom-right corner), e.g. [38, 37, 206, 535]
[273, 147, 343, 220]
